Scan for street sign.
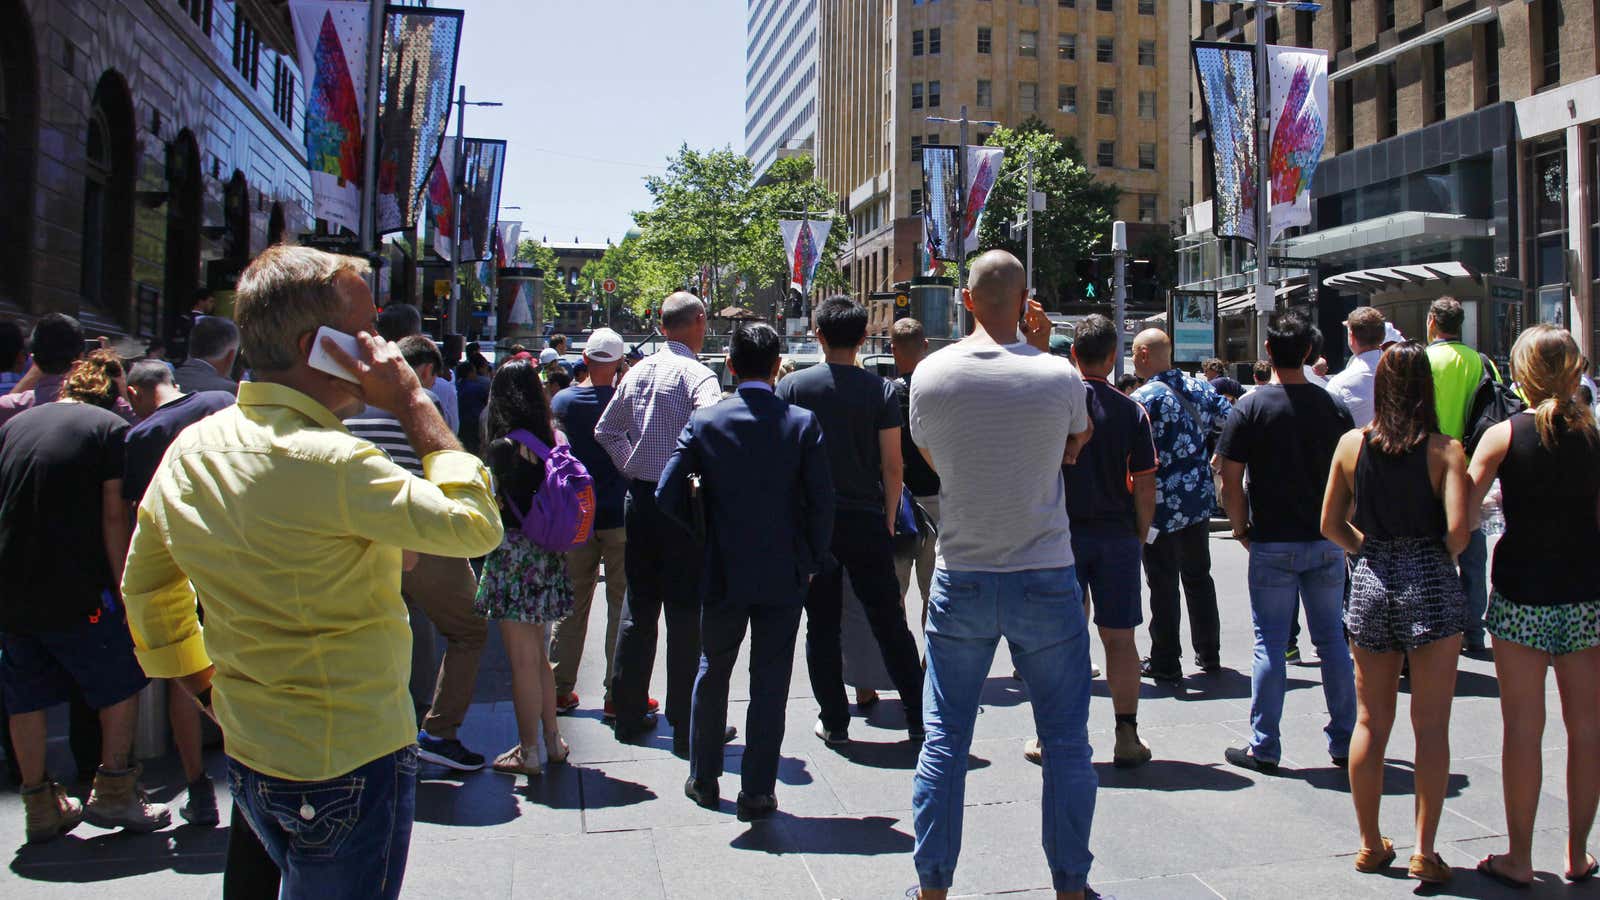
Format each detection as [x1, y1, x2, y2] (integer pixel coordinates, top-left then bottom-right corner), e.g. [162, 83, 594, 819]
[1270, 256, 1319, 270]
[602, 278, 617, 294]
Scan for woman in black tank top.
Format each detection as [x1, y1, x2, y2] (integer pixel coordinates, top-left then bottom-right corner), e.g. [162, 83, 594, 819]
[1465, 325, 1600, 887]
[1321, 342, 1472, 884]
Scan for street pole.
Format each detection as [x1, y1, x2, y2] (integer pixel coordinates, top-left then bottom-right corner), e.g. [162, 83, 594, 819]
[359, 0, 383, 258]
[1024, 148, 1036, 300]
[925, 106, 1001, 337]
[1253, 0, 1273, 359]
[1113, 220, 1128, 378]
[449, 84, 466, 341]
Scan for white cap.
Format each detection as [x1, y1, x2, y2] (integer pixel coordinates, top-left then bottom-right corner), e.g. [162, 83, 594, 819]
[1383, 322, 1405, 345]
[539, 347, 560, 365]
[583, 328, 626, 363]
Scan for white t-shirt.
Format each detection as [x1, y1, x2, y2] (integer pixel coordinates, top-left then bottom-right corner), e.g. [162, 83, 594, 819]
[1325, 348, 1382, 428]
[910, 339, 1089, 573]
[430, 374, 460, 433]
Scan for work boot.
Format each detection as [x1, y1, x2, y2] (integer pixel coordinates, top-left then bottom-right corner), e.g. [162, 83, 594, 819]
[1113, 722, 1153, 768]
[84, 765, 172, 833]
[179, 775, 220, 827]
[21, 781, 83, 844]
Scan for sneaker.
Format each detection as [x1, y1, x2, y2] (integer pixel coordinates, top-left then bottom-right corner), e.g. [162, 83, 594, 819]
[178, 775, 220, 827]
[1023, 737, 1042, 765]
[1112, 722, 1152, 768]
[21, 781, 83, 844]
[84, 766, 172, 833]
[1223, 746, 1279, 773]
[602, 697, 660, 723]
[417, 732, 487, 772]
[1285, 644, 1302, 663]
[555, 692, 580, 714]
[1139, 657, 1181, 684]
[813, 720, 850, 746]
[1089, 661, 1103, 678]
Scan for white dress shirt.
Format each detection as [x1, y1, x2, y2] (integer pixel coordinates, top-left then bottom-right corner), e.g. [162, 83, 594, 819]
[1325, 348, 1383, 428]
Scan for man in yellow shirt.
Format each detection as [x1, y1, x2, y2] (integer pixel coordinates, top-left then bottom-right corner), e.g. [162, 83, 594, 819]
[121, 245, 503, 900]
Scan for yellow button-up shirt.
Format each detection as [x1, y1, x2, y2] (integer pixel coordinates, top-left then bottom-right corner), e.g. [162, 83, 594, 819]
[122, 381, 503, 781]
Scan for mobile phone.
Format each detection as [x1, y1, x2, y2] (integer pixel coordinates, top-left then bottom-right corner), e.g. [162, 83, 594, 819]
[307, 325, 362, 384]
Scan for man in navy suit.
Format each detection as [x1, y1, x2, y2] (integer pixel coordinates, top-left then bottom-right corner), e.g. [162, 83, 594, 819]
[657, 323, 834, 820]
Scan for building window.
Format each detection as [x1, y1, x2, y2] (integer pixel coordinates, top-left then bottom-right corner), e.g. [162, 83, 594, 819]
[1335, 80, 1353, 152]
[1138, 40, 1155, 67]
[912, 83, 923, 109]
[1483, 20, 1500, 104]
[1138, 193, 1157, 223]
[272, 58, 295, 128]
[1384, 64, 1398, 138]
[1096, 0, 1113, 10]
[1538, 0, 1561, 89]
[1019, 81, 1038, 113]
[928, 80, 941, 108]
[1096, 141, 1115, 167]
[1429, 45, 1446, 124]
[1058, 84, 1078, 113]
[1138, 0, 1154, 14]
[1138, 90, 1156, 119]
[1058, 33, 1077, 61]
[1336, 4, 1351, 51]
[977, 27, 992, 54]
[1295, 10, 1313, 45]
[910, 189, 923, 215]
[911, 135, 923, 162]
[1138, 142, 1156, 170]
[929, 27, 941, 55]
[232, 11, 261, 87]
[1059, 0, 1075, 7]
[1531, 139, 1567, 288]
[1096, 88, 1115, 115]
[1265, 14, 1279, 44]
[1020, 30, 1038, 58]
[928, 132, 940, 147]
[1020, 0, 1037, 5]
[179, 0, 213, 34]
[1381, 0, 1395, 31]
[912, 30, 924, 56]
[1096, 37, 1114, 63]
[977, 79, 992, 107]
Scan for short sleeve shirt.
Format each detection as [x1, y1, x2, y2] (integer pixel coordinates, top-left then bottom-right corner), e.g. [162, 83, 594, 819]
[0, 402, 130, 631]
[551, 385, 626, 530]
[776, 363, 901, 514]
[1216, 384, 1355, 542]
[1065, 378, 1158, 536]
[1132, 369, 1234, 533]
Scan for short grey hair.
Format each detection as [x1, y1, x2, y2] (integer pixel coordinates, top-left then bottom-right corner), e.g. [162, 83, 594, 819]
[188, 315, 240, 362]
[126, 358, 175, 389]
[234, 245, 370, 372]
[660, 292, 705, 330]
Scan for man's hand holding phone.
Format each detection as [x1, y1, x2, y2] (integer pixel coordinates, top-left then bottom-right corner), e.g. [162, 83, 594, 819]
[1022, 299, 1051, 352]
[315, 327, 429, 417]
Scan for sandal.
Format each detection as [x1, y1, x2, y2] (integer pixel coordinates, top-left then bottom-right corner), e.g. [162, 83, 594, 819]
[1567, 853, 1598, 884]
[492, 745, 542, 777]
[1408, 852, 1452, 884]
[1476, 854, 1532, 889]
[1354, 837, 1395, 873]
[544, 734, 571, 766]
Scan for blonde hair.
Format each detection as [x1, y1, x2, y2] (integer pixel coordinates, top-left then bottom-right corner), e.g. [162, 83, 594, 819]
[61, 349, 125, 409]
[1510, 324, 1598, 451]
[234, 245, 370, 372]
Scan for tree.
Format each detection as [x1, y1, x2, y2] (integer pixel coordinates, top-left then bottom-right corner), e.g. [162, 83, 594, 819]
[974, 123, 1121, 308]
[513, 238, 563, 320]
[632, 145, 758, 308]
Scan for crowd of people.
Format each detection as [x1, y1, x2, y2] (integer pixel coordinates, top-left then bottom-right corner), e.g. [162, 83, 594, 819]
[0, 245, 1596, 899]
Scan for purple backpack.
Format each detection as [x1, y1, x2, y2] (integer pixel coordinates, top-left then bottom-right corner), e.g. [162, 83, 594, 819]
[504, 429, 596, 553]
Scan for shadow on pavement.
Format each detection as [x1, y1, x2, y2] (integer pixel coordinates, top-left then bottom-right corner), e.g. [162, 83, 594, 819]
[741, 813, 914, 855]
[979, 677, 1029, 708]
[1280, 760, 1469, 798]
[9, 823, 227, 882]
[724, 754, 815, 787]
[1094, 758, 1254, 792]
[415, 773, 523, 826]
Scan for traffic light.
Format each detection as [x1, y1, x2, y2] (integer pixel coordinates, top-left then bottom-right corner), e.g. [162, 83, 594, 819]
[1075, 257, 1100, 301]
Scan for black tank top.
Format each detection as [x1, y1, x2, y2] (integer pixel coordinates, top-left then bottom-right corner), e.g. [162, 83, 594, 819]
[1493, 413, 1600, 606]
[1351, 435, 1445, 540]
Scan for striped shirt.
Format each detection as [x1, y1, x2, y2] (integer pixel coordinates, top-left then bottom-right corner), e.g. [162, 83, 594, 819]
[344, 389, 444, 477]
[595, 341, 722, 483]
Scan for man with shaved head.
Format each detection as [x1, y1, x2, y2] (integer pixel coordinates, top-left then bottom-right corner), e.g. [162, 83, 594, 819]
[908, 249, 1097, 899]
[1129, 327, 1233, 684]
[596, 292, 728, 750]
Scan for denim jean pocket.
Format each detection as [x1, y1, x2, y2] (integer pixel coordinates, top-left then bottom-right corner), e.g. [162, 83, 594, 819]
[257, 776, 365, 860]
[1248, 550, 1298, 588]
[396, 745, 420, 777]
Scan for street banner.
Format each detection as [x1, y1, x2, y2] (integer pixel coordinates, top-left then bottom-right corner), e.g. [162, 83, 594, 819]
[425, 141, 455, 260]
[458, 138, 505, 262]
[1170, 290, 1217, 363]
[505, 277, 535, 327]
[921, 146, 961, 262]
[496, 221, 521, 270]
[1267, 45, 1328, 242]
[375, 6, 462, 235]
[290, 0, 372, 234]
[1192, 42, 1258, 242]
[780, 218, 832, 297]
[961, 146, 1005, 255]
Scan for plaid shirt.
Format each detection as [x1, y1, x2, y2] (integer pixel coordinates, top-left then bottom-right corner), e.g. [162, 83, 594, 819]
[595, 341, 722, 483]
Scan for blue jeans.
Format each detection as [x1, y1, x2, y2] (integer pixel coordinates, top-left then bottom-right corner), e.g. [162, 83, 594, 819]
[1459, 527, 1488, 645]
[227, 746, 418, 900]
[1246, 541, 1355, 764]
[913, 567, 1095, 894]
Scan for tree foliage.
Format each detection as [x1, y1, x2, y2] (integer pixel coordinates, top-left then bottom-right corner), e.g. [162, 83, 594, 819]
[742, 156, 847, 297]
[512, 238, 563, 319]
[632, 145, 758, 308]
[975, 123, 1121, 308]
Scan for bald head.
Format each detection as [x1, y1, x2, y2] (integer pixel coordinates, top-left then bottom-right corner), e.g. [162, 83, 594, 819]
[659, 291, 709, 352]
[968, 250, 1027, 312]
[1131, 328, 1172, 378]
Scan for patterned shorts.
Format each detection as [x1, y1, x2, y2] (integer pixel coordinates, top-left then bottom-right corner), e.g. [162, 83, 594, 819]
[1486, 593, 1600, 656]
[1345, 537, 1467, 653]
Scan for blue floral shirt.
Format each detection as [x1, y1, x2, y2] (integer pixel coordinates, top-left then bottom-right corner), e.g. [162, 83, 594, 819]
[1132, 369, 1234, 534]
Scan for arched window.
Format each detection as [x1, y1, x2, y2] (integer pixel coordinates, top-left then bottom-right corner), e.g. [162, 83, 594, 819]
[0, 0, 38, 311]
[163, 129, 201, 341]
[224, 170, 250, 261]
[82, 71, 135, 326]
[267, 201, 286, 246]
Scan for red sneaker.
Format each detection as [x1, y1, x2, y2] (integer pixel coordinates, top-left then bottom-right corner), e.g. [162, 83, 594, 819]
[602, 697, 660, 722]
[555, 692, 580, 714]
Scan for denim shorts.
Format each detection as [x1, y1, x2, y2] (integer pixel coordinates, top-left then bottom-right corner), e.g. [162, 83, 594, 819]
[1071, 531, 1143, 630]
[0, 598, 150, 714]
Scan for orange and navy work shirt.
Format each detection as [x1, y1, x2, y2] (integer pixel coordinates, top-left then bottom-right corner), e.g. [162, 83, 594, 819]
[1064, 376, 1159, 537]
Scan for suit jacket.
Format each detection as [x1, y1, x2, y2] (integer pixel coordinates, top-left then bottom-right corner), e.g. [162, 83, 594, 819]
[174, 359, 239, 396]
[657, 386, 834, 607]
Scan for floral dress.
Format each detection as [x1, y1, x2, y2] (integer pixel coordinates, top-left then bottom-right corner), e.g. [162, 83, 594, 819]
[473, 437, 575, 625]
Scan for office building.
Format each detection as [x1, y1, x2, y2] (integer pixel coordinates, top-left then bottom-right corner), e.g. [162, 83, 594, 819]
[746, 0, 819, 182]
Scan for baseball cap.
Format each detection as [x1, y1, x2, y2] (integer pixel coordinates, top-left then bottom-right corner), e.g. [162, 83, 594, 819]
[583, 328, 625, 363]
[539, 347, 559, 365]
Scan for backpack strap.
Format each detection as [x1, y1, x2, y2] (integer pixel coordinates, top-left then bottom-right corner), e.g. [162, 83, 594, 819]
[507, 428, 553, 461]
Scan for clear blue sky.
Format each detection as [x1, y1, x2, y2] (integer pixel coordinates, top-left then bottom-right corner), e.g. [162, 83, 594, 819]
[450, 0, 747, 245]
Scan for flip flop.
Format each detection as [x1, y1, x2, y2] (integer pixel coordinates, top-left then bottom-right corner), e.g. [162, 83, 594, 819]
[1567, 854, 1598, 884]
[1476, 854, 1532, 889]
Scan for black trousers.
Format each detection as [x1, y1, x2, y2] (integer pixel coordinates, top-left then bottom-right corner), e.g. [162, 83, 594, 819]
[691, 600, 802, 797]
[804, 509, 925, 733]
[1141, 520, 1221, 672]
[610, 481, 702, 733]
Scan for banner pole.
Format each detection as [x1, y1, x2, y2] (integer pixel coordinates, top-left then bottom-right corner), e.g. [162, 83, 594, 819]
[360, 0, 384, 258]
[1254, 0, 1272, 358]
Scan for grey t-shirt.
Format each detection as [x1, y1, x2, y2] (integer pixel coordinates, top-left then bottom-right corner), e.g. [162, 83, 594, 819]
[910, 339, 1089, 572]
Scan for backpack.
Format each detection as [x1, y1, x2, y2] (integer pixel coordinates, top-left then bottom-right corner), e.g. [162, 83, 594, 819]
[1465, 353, 1525, 457]
[503, 429, 597, 552]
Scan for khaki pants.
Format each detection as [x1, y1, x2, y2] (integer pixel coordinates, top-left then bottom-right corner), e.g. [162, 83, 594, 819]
[551, 526, 627, 703]
[895, 495, 941, 621]
[402, 554, 486, 740]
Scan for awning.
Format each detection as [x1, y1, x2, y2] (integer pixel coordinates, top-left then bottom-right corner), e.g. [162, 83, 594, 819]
[1331, 7, 1497, 83]
[1281, 211, 1492, 265]
[1322, 261, 1482, 295]
[1217, 281, 1309, 315]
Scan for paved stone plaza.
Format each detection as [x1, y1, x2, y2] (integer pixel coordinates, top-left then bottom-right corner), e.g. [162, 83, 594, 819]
[1, 537, 1593, 898]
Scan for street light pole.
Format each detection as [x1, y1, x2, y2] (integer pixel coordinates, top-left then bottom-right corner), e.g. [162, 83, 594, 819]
[1253, 0, 1273, 359]
[1025, 148, 1036, 299]
[927, 105, 1000, 337]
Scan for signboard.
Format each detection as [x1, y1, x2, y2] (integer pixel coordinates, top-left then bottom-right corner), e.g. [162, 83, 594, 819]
[1170, 290, 1217, 363]
[1269, 256, 1319, 269]
[602, 278, 617, 294]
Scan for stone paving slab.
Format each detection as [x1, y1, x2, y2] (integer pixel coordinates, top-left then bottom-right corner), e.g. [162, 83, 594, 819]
[2, 536, 1594, 899]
